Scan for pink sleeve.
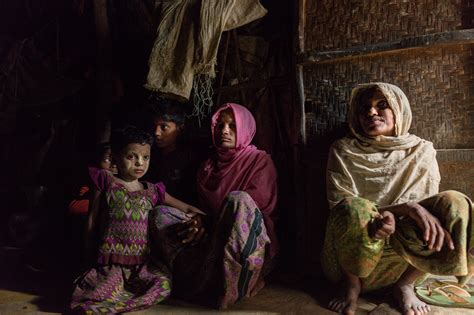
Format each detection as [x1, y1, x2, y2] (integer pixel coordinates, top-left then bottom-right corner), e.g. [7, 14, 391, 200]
[153, 182, 166, 206]
[88, 167, 109, 191]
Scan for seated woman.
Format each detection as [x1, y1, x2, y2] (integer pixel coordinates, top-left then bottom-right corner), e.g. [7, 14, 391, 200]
[150, 103, 278, 309]
[322, 82, 473, 315]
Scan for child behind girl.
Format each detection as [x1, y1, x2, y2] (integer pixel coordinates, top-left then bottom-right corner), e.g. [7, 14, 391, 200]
[70, 126, 204, 314]
[68, 142, 117, 216]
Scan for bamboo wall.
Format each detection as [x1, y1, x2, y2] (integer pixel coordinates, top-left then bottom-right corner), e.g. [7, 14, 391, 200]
[304, 45, 474, 148]
[305, 0, 464, 51]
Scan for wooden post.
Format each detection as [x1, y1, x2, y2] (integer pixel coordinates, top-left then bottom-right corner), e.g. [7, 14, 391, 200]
[93, 0, 123, 143]
[232, 29, 247, 105]
[296, 0, 306, 145]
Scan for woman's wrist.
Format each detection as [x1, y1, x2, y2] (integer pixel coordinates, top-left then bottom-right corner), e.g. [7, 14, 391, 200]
[404, 202, 418, 216]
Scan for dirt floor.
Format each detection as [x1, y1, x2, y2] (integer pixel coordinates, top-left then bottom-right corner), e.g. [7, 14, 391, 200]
[0, 245, 473, 315]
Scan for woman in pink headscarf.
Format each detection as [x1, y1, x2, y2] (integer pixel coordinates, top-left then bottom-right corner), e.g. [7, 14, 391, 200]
[197, 103, 278, 257]
[149, 103, 278, 309]
[198, 103, 279, 306]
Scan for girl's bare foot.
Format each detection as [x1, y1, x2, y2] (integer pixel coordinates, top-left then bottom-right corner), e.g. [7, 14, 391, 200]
[329, 272, 361, 315]
[393, 283, 430, 315]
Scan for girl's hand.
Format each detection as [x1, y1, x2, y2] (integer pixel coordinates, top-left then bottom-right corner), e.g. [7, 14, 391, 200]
[369, 211, 396, 239]
[177, 214, 206, 245]
[405, 202, 454, 251]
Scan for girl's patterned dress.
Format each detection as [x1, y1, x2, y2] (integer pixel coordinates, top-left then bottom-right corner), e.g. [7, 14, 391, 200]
[70, 168, 171, 314]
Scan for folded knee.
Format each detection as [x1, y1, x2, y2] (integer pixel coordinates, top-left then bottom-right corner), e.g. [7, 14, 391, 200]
[222, 191, 260, 217]
[334, 197, 377, 216]
[439, 190, 468, 203]
[225, 191, 252, 203]
[438, 190, 471, 218]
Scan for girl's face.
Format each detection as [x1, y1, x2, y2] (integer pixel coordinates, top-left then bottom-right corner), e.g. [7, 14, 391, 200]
[99, 148, 117, 173]
[153, 119, 179, 152]
[357, 90, 396, 137]
[114, 143, 151, 181]
[214, 109, 236, 149]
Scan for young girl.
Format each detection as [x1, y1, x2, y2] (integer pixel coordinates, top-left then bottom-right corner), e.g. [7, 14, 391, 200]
[70, 126, 203, 314]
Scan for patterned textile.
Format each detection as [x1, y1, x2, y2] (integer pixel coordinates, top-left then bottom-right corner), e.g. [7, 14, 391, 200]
[71, 168, 170, 313]
[149, 203, 191, 268]
[218, 191, 269, 308]
[322, 191, 474, 292]
[71, 263, 171, 314]
[150, 191, 270, 309]
[99, 182, 157, 265]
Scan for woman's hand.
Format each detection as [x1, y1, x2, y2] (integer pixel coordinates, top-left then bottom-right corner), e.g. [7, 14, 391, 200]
[405, 202, 454, 251]
[369, 211, 396, 239]
[177, 214, 206, 245]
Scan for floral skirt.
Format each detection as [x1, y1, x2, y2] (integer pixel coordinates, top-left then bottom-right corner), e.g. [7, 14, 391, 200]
[70, 262, 171, 314]
[150, 190, 270, 309]
[321, 190, 474, 291]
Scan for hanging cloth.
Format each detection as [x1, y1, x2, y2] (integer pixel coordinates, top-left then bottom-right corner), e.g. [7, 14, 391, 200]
[145, 0, 267, 101]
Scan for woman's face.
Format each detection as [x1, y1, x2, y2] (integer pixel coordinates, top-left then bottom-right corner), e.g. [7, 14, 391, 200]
[357, 90, 396, 137]
[214, 109, 236, 149]
[153, 119, 179, 152]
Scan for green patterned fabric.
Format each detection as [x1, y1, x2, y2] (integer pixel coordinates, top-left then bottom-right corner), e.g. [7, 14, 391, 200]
[322, 191, 474, 292]
[99, 181, 159, 264]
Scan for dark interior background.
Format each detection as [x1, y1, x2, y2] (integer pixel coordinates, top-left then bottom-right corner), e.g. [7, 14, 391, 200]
[1, 0, 473, 298]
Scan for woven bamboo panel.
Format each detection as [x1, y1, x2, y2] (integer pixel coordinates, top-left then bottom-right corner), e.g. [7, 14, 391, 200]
[438, 150, 474, 197]
[303, 44, 474, 150]
[305, 0, 465, 51]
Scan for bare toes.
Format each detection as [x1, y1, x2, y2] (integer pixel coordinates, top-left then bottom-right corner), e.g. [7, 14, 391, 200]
[328, 298, 343, 312]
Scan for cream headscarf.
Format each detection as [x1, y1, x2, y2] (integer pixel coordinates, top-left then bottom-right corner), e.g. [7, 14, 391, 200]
[326, 82, 440, 209]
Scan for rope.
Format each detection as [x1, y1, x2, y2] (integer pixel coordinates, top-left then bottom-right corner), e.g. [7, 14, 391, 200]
[190, 73, 214, 126]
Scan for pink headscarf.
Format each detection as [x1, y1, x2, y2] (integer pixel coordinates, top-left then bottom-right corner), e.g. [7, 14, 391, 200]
[197, 103, 278, 258]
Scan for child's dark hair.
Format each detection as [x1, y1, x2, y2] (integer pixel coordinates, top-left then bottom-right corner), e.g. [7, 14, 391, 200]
[110, 126, 154, 153]
[146, 96, 186, 128]
[95, 142, 111, 160]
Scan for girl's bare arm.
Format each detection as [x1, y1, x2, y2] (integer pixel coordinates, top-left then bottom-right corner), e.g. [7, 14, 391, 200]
[163, 192, 206, 215]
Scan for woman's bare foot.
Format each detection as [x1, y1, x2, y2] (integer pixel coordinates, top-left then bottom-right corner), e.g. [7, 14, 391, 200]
[393, 283, 430, 315]
[328, 272, 361, 315]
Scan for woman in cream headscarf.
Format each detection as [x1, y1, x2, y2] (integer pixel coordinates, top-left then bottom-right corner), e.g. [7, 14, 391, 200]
[322, 83, 473, 315]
